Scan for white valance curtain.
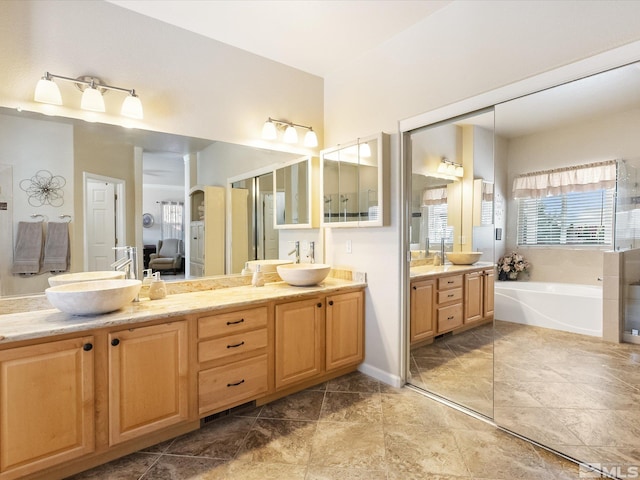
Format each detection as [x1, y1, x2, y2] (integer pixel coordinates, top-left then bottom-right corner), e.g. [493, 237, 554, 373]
[422, 187, 448, 206]
[512, 160, 617, 199]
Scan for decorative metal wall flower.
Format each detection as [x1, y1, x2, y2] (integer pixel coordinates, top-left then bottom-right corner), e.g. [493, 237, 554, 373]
[19, 170, 66, 207]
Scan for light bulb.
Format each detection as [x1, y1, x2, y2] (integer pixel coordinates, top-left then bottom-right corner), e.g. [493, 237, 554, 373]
[262, 119, 277, 140]
[359, 142, 371, 158]
[437, 162, 448, 174]
[121, 93, 143, 119]
[283, 124, 298, 143]
[34, 77, 62, 105]
[81, 86, 105, 112]
[455, 165, 464, 177]
[304, 129, 318, 148]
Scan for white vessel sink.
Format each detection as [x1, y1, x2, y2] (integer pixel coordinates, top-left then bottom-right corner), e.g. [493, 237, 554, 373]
[48, 270, 125, 287]
[45, 279, 142, 315]
[277, 263, 331, 286]
[445, 252, 483, 265]
[246, 259, 292, 273]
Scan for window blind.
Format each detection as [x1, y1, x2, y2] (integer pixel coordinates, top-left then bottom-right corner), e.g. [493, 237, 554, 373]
[517, 189, 614, 246]
[161, 202, 184, 241]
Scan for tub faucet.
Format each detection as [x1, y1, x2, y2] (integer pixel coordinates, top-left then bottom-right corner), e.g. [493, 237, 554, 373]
[288, 241, 300, 264]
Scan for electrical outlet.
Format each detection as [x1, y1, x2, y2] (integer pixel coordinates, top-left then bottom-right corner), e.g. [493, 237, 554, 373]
[346, 240, 352, 254]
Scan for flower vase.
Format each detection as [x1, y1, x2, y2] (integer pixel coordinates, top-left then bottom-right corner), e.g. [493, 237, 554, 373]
[498, 271, 507, 281]
[508, 271, 518, 280]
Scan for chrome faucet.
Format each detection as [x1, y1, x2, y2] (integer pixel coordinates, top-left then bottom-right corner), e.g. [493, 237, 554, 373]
[440, 238, 445, 264]
[288, 241, 300, 264]
[111, 246, 138, 280]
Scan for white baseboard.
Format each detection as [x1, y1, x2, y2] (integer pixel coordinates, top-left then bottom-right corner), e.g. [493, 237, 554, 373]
[358, 362, 403, 388]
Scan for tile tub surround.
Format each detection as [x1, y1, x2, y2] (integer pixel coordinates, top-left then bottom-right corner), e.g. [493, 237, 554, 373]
[0, 276, 365, 344]
[64, 371, 583, 480]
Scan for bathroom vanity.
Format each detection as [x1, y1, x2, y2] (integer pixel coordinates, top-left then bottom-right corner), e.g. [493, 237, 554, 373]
[410, 263, 494, 345]
[0, 277, 365, 480]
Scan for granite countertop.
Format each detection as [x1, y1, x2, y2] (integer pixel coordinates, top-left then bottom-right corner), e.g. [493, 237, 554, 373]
[0, 278, 365, 345]
[410, 262, 495, 279]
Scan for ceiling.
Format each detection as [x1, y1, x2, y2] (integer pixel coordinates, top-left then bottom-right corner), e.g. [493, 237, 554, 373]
[106, 0, 451, 77]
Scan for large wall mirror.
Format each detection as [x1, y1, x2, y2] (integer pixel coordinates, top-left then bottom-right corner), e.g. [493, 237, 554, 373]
[406, 109, 495, 418]
[0, 107, 300, 296]
[274, 156, 312, 229]
[405, 59, 640, 475]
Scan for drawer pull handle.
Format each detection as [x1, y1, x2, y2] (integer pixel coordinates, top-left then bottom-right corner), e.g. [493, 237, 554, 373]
[447, 316, 454, 320]
[447, 280, 454, 284]
[447, 294, 454, 298]
[227, 341, 245, 349]
[227, 318, 245, 325]
[227, 379, 245, 387]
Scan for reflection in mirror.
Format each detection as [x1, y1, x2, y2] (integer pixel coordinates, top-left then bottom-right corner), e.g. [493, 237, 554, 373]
[321, 133, 386, 226]
[0, 107, 299, 296]
[407, 109, 495, 418]
[275, 157, 310, 228]
[493, 62, 640, 472]
[229, 172, 278, 274]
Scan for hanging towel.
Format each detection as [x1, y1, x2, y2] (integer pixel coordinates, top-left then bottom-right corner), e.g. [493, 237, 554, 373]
[12, 221, 44, 275]
[42, 222, 70, 273]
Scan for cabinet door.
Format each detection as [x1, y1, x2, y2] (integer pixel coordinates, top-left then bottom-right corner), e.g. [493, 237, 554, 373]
[464, 271, 483, 324]
[275, 298, 323, 389]
[0, 337, 94, 479]
[190, 222, 204, 265]
[108, 321, 189, 446]
[410, 279, 436, 343]
[483, 269, 495, 319]
[326, 291, 364, 371]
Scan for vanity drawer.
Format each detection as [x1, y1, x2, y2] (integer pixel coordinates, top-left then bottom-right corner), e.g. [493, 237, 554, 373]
[198, 328, 267, 364]
[437, 288, 462, 305]
[198, 306, 268, 339]
[438, 275, 462, 290]
[199, 354, 268, 415]
[437, 303, 463, 333]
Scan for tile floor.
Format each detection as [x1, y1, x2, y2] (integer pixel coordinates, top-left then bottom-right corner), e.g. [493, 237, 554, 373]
[66, 371, 584, 480]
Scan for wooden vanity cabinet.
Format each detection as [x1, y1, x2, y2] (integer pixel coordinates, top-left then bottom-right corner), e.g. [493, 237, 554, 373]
[0, 336, 95, 480]
[197, 306, 269, 416]
[275, 290, 365, 390]
[464, 268, 495, 325]
[326, 291, 364, 371]
[436, 274, 464, 334]
[108, 321, 189, 446]
[275, 297, 324, 389]
[410, 279, 436, 344]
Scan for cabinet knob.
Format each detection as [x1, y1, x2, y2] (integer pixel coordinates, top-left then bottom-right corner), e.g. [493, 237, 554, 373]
[412, 286, 417, 290]
[83, 343, 93, 351]
[111, 338, 120, 347]
[328, 300, 334, 306]
[317, 302, 322, 308]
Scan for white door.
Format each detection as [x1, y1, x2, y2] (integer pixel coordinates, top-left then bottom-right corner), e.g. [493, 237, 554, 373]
[86, 179, 116, 270]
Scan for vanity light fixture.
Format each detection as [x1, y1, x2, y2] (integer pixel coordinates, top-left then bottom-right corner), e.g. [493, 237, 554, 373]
[262, 117, 318, 148]
[359, 142, 372, 158]
[34, 72, 143, 119]
[437, 157, 464, 178]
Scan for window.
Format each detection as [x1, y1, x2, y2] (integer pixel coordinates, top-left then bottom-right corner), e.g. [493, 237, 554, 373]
[517, 188, 614, 246]
[161, 201, 184, 241]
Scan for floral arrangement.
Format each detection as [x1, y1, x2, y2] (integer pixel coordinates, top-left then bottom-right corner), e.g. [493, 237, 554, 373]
[497, 252, 530, 280]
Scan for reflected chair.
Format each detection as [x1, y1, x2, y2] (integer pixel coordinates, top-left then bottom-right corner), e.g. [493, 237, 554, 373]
[148, 238, 183, 274]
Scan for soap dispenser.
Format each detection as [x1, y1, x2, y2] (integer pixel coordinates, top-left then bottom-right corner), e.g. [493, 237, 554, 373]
[148, 272, 167, 300]
[142, 269, 154, 285]
[251, 264, 264, 287]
